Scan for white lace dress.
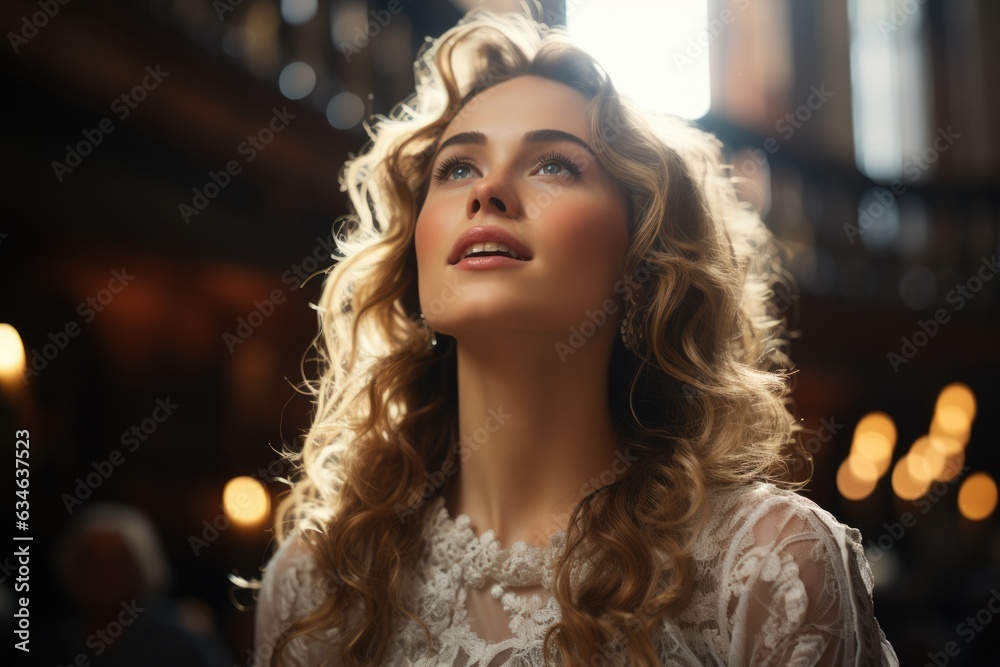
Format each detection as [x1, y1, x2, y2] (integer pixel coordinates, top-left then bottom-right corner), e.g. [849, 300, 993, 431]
[255, 482, 899, 666]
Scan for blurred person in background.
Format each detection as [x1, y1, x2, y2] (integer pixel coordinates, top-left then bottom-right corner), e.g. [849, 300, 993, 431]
[40, 502, 230, 666]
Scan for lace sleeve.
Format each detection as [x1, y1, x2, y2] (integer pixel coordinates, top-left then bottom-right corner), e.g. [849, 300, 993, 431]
[255, 533, 338, 666]
[722, 487, 899, 667]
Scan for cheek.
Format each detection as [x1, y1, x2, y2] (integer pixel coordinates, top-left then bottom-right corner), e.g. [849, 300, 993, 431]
[413, 200, 456, 318]
[543, 198, 628, 276]
[414, 205, 443, 269]
[414, 190, 464, 264]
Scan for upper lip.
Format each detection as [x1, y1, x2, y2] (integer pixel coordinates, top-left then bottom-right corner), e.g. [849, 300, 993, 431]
[448, 226, 533, 265]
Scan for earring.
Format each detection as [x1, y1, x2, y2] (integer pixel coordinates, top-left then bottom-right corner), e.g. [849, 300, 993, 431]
[418, 311, 437, 349]
[620, 288, 644, 352]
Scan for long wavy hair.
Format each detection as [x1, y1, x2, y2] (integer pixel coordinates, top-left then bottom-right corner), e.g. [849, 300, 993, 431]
[267, 7, 799, 666]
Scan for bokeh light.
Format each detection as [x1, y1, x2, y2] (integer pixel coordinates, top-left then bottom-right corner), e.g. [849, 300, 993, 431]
[935, 382, 976, 422]
[936, 450, 965, 483]
[958, 473, 998, 521]
[928, 383, 975, 457]
[838, 458, 877, 501]
[278, 61, 316, 100]
[223, 476, 271, 527]
[281, 0, 318, 25]
[326, 92, 365, 129]
[856, 411, 898, 444]
[932, 406, 971, 438]
[848, 454, 880, 483]
[928, 429, 966, 456]
[850, 412, 897, 478]
[907, 436, 946, 483]
[0, 323, 26, 386]
[891, 455, 930, 501]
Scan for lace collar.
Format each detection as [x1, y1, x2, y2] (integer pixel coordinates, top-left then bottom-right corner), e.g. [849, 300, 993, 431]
[425, 496, 569, 590]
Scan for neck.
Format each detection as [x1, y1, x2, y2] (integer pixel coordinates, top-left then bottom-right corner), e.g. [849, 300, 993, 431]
[442, 329, 628, 548]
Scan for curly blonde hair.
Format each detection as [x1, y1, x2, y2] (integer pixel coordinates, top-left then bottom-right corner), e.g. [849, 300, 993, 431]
[267, 7, 799, 665]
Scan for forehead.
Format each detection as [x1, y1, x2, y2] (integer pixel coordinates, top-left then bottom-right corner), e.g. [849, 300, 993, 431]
[439, 75, 593, 144]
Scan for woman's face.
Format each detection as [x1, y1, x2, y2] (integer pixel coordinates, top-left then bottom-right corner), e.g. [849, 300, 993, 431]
[414, 75, 630, 348]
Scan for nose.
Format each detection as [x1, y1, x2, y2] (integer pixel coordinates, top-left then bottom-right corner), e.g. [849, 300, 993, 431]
[475, 196, 506, 213]
[467, 170, 519, 219]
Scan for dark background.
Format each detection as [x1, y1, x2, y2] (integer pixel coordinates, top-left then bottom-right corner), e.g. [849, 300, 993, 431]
[1, 0, 998, 665]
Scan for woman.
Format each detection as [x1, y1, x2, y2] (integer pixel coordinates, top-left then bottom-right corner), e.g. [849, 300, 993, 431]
[254, 8, 899, 666]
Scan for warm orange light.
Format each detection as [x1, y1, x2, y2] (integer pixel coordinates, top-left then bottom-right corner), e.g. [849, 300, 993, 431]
[0, 323, 26, 386]
[958, 473, 997, 521]
[928, 429, 966, 456]
[852, 432, 894, 478]
[908, 436, 946, 483]
[855, 412, 897, 447]
[932, 405, 972, 437]
[891, 456, 930, 501]
[937, 450, 966, 483]
[935, 383, 976, 422]
[850, 412, 897, 479]
[223, 476, 271, 526]
[837, 458, 877, 501]
[847, 454, 880, 483]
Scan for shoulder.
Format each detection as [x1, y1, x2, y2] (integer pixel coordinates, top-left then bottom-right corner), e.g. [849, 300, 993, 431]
[260, 531, 323, 610]
[699, 481, 863, 565]
[255, 531, 331, 657]
[708, 482, 856, 532]
[699, 481, 867, 608]
[706, 481, 847, 528]
[692, 482, 899, 666]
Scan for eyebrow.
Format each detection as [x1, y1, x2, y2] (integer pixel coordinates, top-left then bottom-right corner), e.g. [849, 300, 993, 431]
[433, 129, 596, 162]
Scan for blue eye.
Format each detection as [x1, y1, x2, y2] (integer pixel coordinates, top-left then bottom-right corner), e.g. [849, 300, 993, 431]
[433, 157, 477, 182]
[431, 151, 584, 183]
[534, 152, 583, 178]
[540, 162, 563, 175]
